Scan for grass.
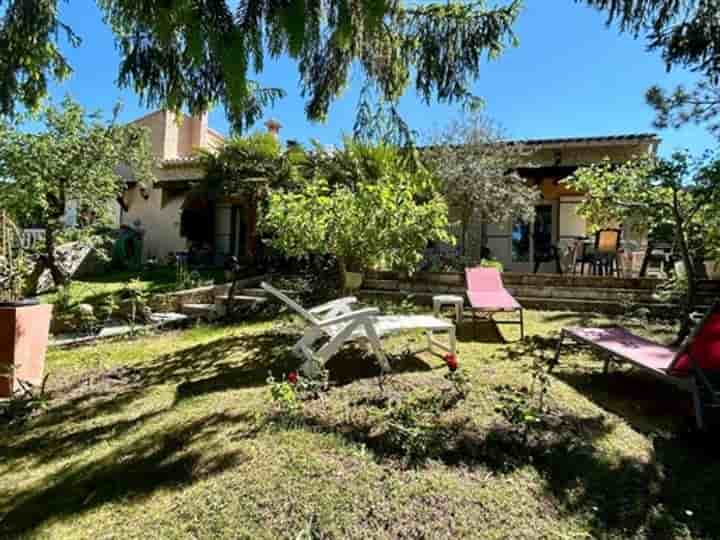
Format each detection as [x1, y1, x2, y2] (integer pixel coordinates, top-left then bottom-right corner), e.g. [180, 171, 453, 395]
[0, 307, 717, 539]
[39, 267, 226, 309]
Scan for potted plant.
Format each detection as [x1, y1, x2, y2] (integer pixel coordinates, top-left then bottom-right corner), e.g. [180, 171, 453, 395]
[0, 212, 53, 398]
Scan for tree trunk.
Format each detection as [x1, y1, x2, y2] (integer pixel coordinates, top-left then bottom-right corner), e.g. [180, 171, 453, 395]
[245, 192, 258, 260]
[23, 258, 46, 297]
[460, 218, 469, 257]
[672, 195, 696, 345]
[337, 256, 348, 295]
[45, 223, 67, 288]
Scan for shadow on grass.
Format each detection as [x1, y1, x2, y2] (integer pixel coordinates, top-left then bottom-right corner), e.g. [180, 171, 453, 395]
[294, 395, 720, 538]
[456, 319, 506, 343]
[0, 411, 251, 538]
[475, 425, 720, 538]
[553, 367, 697, 434]
[538, 311, 603, 326]
[2, 329, 434, 471]
[0, 327, 440, 535]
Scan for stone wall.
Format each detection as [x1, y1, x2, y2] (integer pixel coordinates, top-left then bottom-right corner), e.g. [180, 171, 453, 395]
[361, 271, 720, 315]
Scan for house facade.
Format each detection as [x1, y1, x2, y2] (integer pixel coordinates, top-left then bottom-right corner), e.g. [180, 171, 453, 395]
[119, 110, 225, 261]
[462, 134, 660, 272]
[119, 110, 660, 271]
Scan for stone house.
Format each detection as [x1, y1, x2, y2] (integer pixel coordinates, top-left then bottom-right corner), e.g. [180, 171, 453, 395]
[119, 110, 224, 261]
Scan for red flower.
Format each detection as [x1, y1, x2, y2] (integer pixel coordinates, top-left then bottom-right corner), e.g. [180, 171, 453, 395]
[444, 354, 459, 372]
[287, 372, 298, 384]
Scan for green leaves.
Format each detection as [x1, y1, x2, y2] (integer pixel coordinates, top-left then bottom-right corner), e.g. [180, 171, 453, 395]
[424, 113, 539, 255]
[261, 141, 451, 273]
[197, 131, 295, 196]
[0, 1, 81, 117]
[0, 96, 155, 228]
[0, 0, 522, 137]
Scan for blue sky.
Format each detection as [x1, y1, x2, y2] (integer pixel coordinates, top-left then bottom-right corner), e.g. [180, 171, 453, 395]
[50, 0, 715, 156]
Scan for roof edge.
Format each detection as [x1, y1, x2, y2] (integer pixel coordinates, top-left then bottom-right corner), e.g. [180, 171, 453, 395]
[515, 133, 660, 147]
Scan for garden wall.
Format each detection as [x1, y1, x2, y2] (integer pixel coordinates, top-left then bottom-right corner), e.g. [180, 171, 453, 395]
[361, 271, 720, 315]
[148, 275, 268, 312]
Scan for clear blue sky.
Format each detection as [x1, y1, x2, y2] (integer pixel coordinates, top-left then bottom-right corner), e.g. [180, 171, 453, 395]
[50, 0, 715, 156]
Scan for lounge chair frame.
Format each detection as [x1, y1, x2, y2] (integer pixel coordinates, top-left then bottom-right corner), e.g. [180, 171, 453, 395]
[261, 283, 456, 375]
[551, 302, 720, 429]
[465, 268, 524, 341]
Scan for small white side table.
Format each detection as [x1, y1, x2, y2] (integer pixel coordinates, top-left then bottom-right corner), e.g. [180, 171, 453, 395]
[433, 294, 464, 324]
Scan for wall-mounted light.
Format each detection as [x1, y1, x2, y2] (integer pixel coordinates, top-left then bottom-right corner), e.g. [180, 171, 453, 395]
[138, 182, 150, 200]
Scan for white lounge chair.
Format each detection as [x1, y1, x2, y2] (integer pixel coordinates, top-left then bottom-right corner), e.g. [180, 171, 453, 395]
[261, 282, 456, 375]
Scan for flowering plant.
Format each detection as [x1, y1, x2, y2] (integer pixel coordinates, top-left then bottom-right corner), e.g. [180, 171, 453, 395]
[444, 353, 459, 372]
[443, 353, 470, 397]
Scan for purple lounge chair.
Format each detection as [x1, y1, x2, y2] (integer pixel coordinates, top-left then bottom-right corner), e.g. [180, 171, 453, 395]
[552, 302, 720, 429]
[465, 267, 524, 340]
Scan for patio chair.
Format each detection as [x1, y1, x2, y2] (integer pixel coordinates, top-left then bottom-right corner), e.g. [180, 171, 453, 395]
[551, 301, 720, 429]
[260, 282, 456, 375]
[465, 267, 524, 340]
[594, 228, 622, 276]
[569, 238, 597, 276]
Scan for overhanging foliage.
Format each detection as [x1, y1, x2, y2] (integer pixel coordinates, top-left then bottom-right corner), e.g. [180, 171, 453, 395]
[0, 0, 521, 141]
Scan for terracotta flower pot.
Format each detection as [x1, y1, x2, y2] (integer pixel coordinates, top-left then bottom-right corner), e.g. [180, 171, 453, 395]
[0, 302, 53, 397]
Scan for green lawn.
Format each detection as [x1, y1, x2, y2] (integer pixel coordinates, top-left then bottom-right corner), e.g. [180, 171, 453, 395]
[1, 308, 716, 539]
[39, 267, 226, 308]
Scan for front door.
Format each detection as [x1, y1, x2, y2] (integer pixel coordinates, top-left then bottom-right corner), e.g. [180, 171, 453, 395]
[230, 205, 247, 258]
[500, 203, 557, 272]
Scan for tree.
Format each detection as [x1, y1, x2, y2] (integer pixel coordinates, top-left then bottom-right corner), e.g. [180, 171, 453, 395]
[422, 114, 539, 257]
[262, 141, 452, 291]
[0, 1, 521, 139]
[580, 0, 720, 137]
[566, 152, 720, 342]
[0, 96, 155, 290]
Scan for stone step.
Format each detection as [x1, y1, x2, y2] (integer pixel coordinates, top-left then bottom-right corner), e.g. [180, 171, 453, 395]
[236, 287, 294, 298]
[358, 289, 696, 316]
[214, 294, 268, 304]
[508, 285, 659, 303]
[517, 296, 712, 315]
[181, 303, 219, 320]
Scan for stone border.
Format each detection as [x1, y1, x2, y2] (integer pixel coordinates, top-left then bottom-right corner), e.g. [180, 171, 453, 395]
[361, 271, 720, 314]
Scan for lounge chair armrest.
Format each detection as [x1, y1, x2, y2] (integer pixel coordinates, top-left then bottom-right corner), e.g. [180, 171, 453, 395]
[318, 308, 379, 327]
[309, 297, 358, 314]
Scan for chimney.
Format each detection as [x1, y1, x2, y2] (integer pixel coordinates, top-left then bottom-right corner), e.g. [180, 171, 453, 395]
[190, 112, 209, 150]
[264, 118, 282, 138]
[162, 111, 180, 160]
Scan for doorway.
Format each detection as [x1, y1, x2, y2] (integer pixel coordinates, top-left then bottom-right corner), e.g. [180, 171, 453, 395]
[508, 203, 557, 272]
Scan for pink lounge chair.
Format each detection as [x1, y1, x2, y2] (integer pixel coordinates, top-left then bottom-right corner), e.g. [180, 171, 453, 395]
[465, 267, 524, 340]
[552, 302, 720, 429]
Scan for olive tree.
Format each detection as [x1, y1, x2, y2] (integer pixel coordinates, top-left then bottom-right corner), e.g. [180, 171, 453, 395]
[423, 114, 538, 256]
[566, 152, 720, 342]
[262, 142, 452, 291]
[0, 97, 155, 290]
